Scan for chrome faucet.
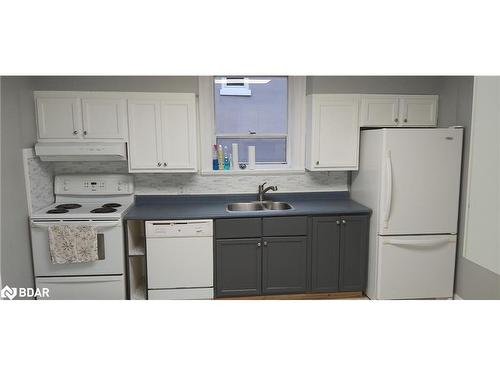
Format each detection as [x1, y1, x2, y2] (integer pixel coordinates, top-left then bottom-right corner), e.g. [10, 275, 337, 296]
[258, 182, 278, 202]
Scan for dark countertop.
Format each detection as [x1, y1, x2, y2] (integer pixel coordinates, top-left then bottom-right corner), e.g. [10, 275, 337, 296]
[124, 192, 371, 220]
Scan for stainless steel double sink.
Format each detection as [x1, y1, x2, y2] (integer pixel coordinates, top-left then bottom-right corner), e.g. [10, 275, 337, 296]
[227, 201, 293, 212]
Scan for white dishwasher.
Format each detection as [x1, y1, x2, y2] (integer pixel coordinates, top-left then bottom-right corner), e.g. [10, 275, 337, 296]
[146, 220, 214, 300]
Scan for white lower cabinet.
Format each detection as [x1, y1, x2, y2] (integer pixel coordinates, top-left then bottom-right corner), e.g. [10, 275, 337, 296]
[35, 275, 126, 300]
[360, 94, 438, 127]
[127, 94, 198, 172]
[306, 94, 360, 171]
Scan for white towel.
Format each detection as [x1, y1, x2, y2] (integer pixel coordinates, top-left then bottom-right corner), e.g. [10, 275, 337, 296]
[48, 225, 99, 264]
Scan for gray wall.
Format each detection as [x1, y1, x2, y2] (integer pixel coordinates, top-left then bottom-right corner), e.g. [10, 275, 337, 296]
[5, 75, 496, 299]
[307, 76, 443, 94]
[1, 76, 37, 294]
[33, 76, 198, 93]
[437, 76, 500, 299]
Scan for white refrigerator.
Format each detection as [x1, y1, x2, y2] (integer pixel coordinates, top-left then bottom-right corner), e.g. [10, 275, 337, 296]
[351, 128, 463, 299]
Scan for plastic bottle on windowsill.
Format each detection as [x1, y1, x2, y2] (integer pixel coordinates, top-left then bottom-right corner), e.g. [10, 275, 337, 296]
[217, 145, 224, 170]
[223, 146, 230, 170]
[212, 144, 219, 171]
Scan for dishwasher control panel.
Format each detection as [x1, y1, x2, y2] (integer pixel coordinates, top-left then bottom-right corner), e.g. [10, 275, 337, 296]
[146, 220, 213, 237]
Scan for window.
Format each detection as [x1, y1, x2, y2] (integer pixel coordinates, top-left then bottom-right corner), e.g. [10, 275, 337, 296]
[214, 76, 288, 164]
[198, 76, 306, 174]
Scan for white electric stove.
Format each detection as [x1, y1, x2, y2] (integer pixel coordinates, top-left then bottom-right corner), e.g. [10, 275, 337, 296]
[30, 174, 134, 300]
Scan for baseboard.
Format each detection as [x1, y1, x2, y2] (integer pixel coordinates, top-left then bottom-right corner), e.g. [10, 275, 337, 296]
[453, 293, 463, 300]
[217, 291, 365, 300]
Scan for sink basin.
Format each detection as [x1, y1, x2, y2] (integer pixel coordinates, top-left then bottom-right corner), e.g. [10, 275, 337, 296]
[226, 201, 294, 212]
[227, 202, 265, 211]
[262, 201, 293, 210]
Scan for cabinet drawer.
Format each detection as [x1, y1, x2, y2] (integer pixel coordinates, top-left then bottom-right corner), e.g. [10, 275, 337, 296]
[215, 218, 262, 239]
[262, 216, 307, 236]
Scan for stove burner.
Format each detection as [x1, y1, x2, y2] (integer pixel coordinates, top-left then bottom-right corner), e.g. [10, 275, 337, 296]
[47, 208, 69, 214]
[91, 207, 117, 214]
[102, 203, 122, 208]
[56, 204, 82, 210]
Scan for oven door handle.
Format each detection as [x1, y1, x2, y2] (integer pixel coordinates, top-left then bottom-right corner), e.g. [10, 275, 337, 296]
[31, 221, 121, 229]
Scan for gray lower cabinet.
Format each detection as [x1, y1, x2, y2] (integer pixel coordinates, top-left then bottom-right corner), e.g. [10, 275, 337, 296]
[215, 214, 368, 298]
[339, 215, 369, 291]
[311, 215, 369, 293]
[262, 236, 308, 295]
[311, 217, 341, 292]
[215, 238, 262, 297]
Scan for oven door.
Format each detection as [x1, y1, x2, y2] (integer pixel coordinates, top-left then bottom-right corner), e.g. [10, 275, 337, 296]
[30, 220, 125, 276]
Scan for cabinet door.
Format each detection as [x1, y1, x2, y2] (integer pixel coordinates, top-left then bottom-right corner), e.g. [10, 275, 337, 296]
[360, 95, 399, 127]
[160, 96, 197, 171]
[398, 95, 438, 127]
[309, 95, 360, 170]
[339, 215, 369, 292]
[311, 217, 341, 292]
[262, 236, 308, 295]
[127, 100, 163, 171]
[36, 95, 82, 139]
[216, 238, 262, 297]
[81, 97, 127, 139]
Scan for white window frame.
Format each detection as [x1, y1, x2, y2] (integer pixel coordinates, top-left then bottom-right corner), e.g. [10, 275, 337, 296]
[198, 76, 306, 175]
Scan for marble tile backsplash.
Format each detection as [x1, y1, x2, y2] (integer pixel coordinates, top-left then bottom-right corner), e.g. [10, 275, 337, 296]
[50, 161, 348, 195]
[26, 155, 55, 211]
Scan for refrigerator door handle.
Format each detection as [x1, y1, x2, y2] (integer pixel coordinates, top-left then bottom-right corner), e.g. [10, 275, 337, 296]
[383, 150, 393, 228]
[383, 237, 456, 247]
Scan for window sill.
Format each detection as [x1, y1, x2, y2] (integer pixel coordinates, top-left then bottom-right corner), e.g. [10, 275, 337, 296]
[200, 168, 306, 176]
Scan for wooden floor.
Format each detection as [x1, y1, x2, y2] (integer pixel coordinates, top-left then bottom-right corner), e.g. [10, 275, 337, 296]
[217, 291, 367, 300]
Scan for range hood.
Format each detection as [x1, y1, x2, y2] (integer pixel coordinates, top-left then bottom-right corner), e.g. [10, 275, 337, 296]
[34, 142, 127, 161]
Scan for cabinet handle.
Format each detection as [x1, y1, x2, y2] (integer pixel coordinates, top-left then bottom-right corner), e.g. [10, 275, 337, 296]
[157, 162, 162, 167]
[263, 241, 268, 246]
[342, 219, 346, 225]
[336, 220, 340, 225]
[83, 130, 87, 135]
[394, 118, 399, 123]
[163, 162, 167, 167]
[73, 130, 78, 135]
[404, 118, 408, 123]
[257, 242, 261, 247]
[316, 161, 320, 165]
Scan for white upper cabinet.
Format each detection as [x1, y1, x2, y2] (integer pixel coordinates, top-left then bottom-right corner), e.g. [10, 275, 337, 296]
[81, 96, 127, 139]
[306, 94, 360, 171]
[36, 94, 82, 139]
[360, 95, 399, 127]
[35, 91, 128, 141]
[160, 100, 197, 170]
[360, 94, 438, 127]
[127, 100, 163, 170]
[127, 94, 198, 173]
[398, 95, 438, 126]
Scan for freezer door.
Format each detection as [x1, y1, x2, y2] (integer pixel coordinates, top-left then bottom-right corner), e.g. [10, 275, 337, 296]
[376, 235, 457, 299]
[379, 128, 463, 235]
